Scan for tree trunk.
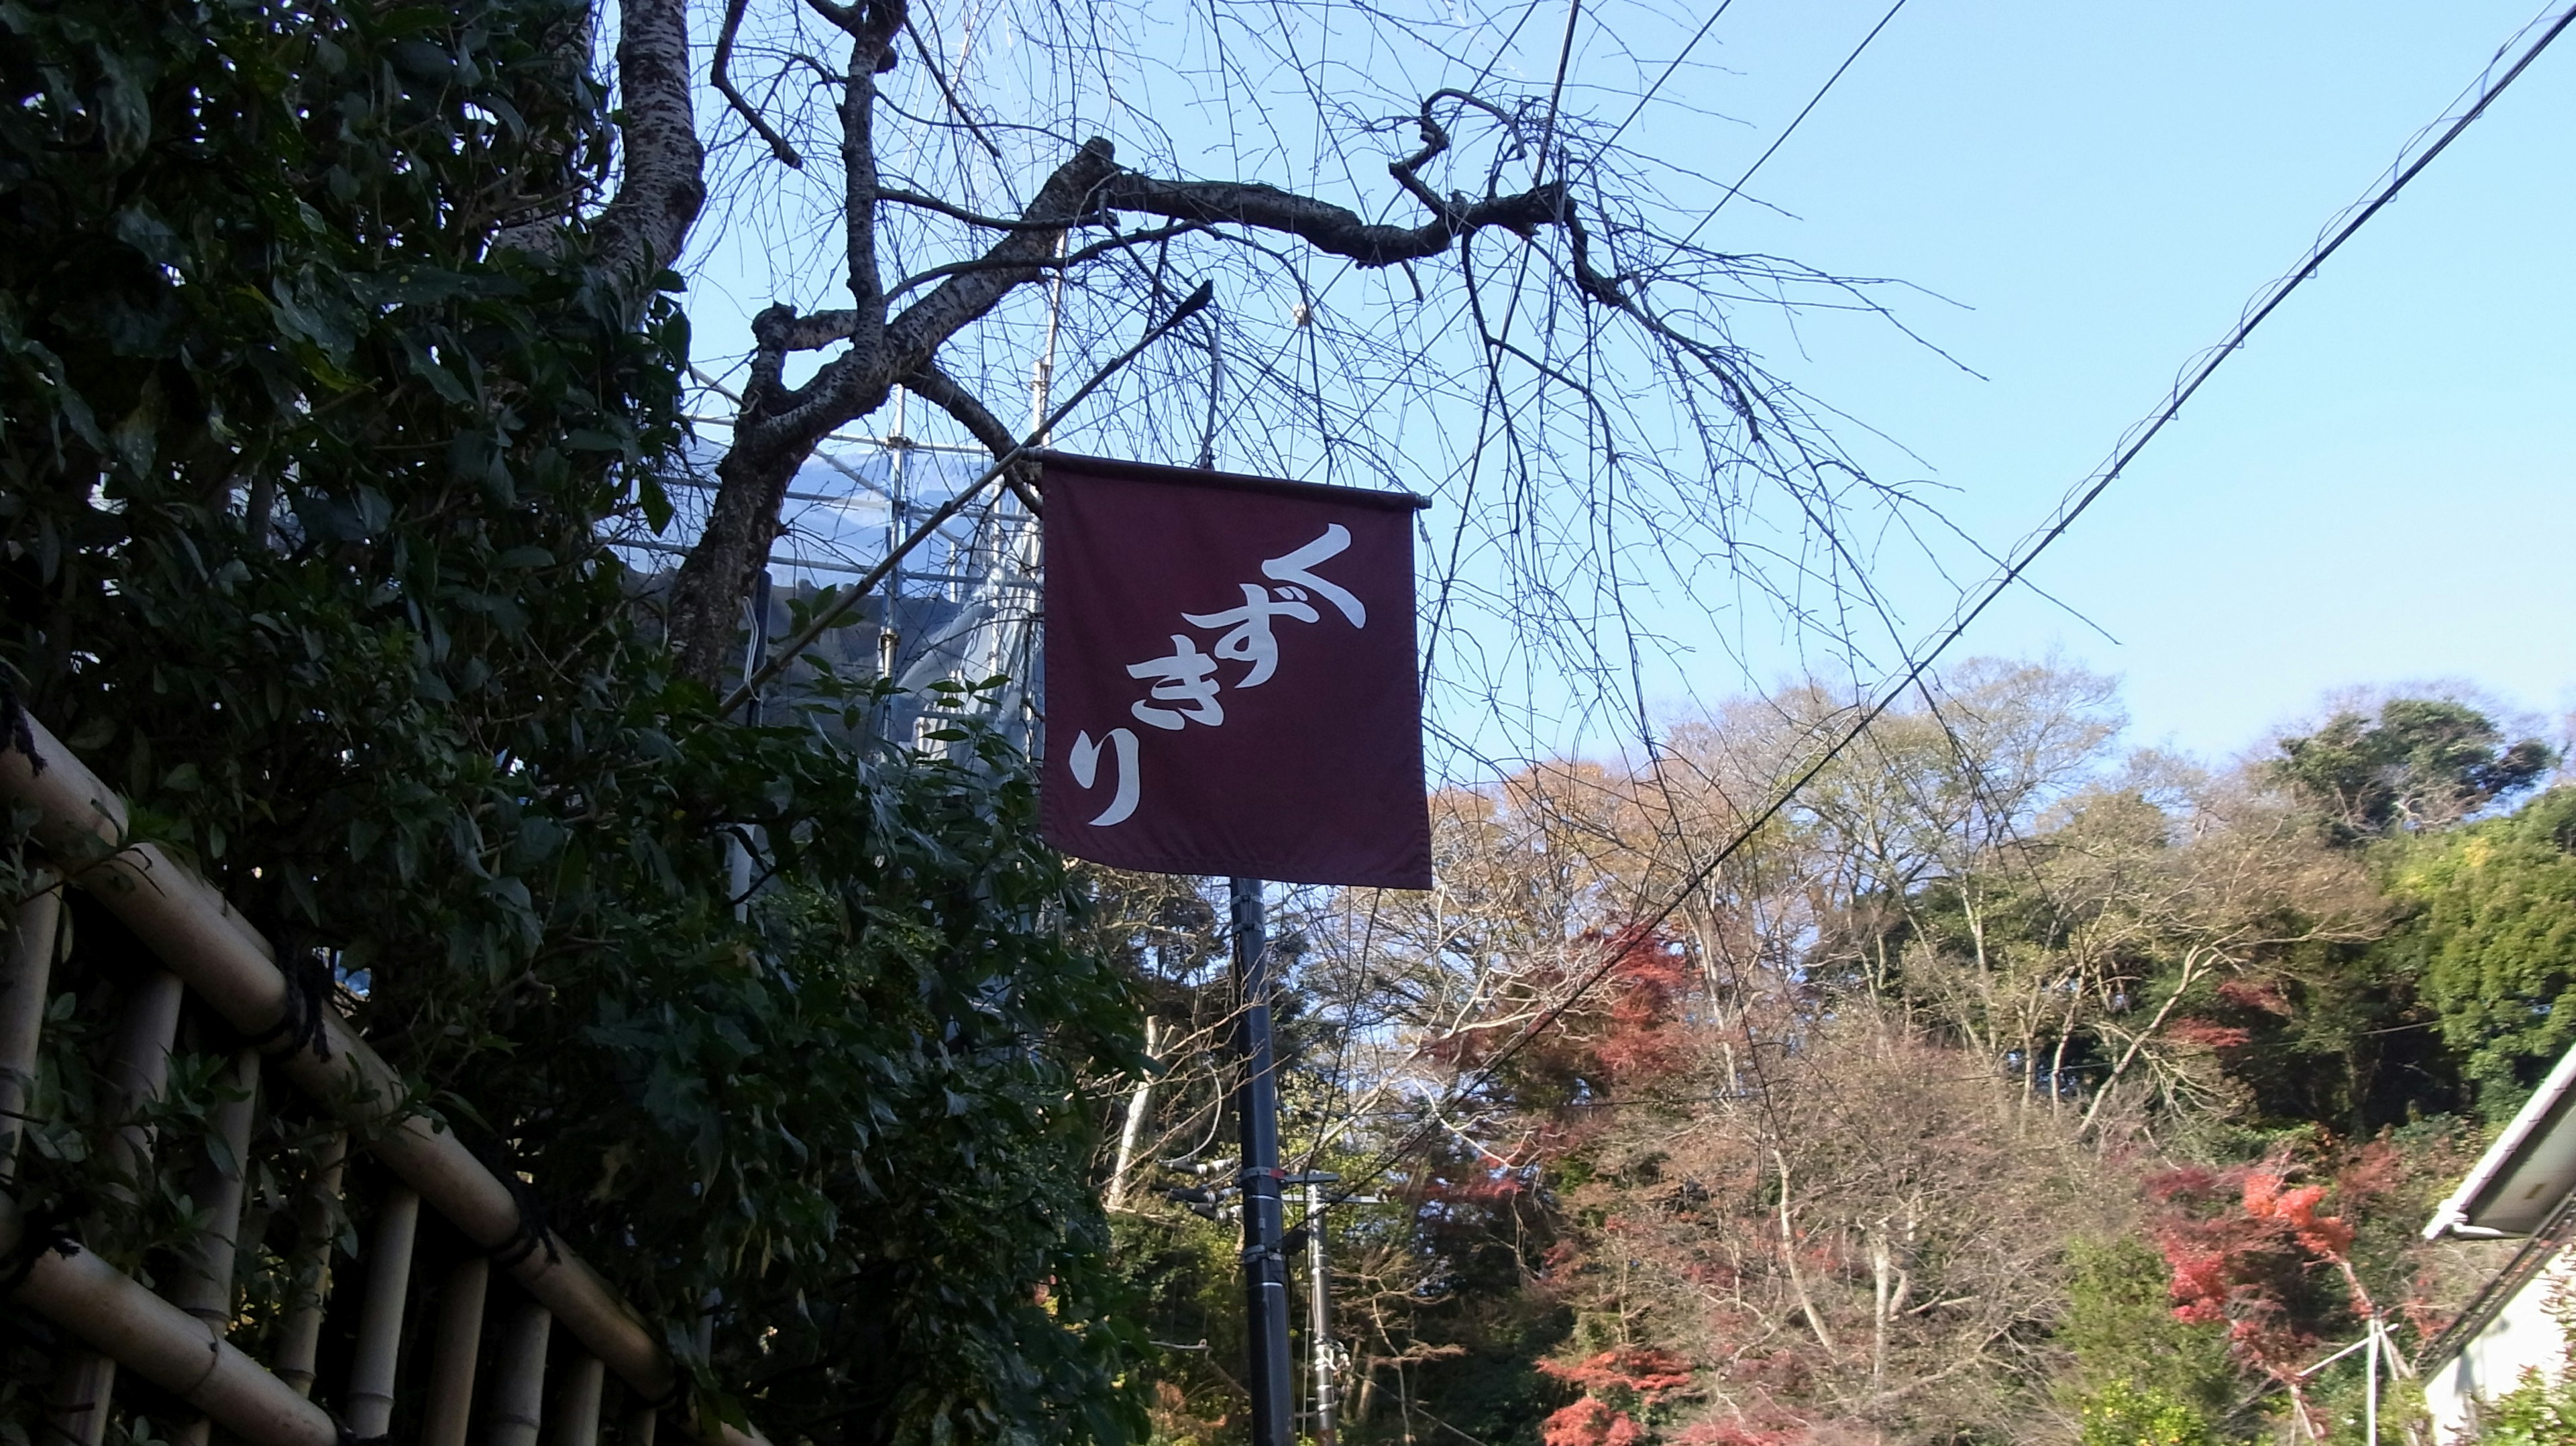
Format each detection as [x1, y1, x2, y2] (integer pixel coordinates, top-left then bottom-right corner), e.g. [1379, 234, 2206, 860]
[668, 423, 839, 688]
[1105, 1017, 1161, 1211]
[1775, 1153, 1837, 1357]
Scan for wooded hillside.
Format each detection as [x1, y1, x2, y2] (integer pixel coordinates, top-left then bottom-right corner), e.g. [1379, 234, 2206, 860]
[1102, 668, 2572, 1446]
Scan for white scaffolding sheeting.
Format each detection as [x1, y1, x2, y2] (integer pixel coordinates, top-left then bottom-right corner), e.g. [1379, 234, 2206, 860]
[607, 393, 1040, 750]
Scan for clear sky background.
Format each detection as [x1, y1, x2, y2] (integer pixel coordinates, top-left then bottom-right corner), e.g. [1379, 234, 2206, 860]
[1637, 0, 2576, 761]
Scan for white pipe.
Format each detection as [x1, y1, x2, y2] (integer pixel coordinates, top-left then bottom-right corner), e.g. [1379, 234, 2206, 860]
[421, 1255, 491, 1446]
[347, 1187, 423, 1434]
[2365, 1315, 2380, 1445]
[4, 1194, 337, 1446]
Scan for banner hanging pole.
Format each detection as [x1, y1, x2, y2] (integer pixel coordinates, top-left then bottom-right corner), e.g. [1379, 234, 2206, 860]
[1229, 876, 1293, 1446]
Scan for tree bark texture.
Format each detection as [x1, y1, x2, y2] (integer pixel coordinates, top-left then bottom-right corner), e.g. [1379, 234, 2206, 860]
[594, 0, 707, 289]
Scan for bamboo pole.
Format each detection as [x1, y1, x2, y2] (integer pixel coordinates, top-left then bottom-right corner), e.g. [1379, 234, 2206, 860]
[0, 875, 60, 1182]
[1, 698, 771, 1446]
[553, 1353, 606, 1446]
[101, 970, 184, 1186]
[625, 1404, 661, 1446]
[347, 1186, 423, 1435]
[422, 1254, 490, 1446]
[173, 1051, 261, 1320]
[490, 1301, 555, 1446]
[46, 1348, 118, 1446]
[0, 720, 714, 1419]
[50, 967, 186, 1446]
[274, 1129, 348, 1398]
[172, 1049, 262, 1446]
[4, 1193, 338, 1446]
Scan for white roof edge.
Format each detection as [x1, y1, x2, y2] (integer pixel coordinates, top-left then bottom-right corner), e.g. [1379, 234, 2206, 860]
[2425, 1040, 2576, 1239]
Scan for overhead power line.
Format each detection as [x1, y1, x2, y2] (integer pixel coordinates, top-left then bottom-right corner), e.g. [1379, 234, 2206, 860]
[1679, 0, 1913, 247]
[1599, 0, 1743, 154]
[1306, 0, 2576, 1225]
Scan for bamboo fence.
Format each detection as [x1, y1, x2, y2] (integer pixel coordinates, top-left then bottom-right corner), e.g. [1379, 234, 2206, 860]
[0, 710, 769, 1446]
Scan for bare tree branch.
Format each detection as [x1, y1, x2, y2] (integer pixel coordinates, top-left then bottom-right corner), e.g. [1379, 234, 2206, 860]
[1093, 170, 1564, 270]
[904, 362, 1042, 510]
[883, 221, 1206, 303]
[714, 0, 804, 168]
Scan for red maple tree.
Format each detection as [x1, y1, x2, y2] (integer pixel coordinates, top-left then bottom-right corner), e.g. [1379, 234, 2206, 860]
[2149, 1153, 2391, 1438]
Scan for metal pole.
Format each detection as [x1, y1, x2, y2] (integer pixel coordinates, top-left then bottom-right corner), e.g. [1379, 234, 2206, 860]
[1229, 877, 1292, 1446]
[1305, 1176, 1338, 1446]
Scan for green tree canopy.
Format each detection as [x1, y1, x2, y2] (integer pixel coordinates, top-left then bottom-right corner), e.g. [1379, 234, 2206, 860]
[2381, 788, 2576, 1119]
[2272, 698, 2555, 844]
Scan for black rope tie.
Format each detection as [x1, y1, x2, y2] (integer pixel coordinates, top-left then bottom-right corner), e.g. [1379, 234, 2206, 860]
[643, 1378, 689, 1413]
[486, 1170, 561, 1270]
[0, 677, 42, 776]
[0, 1196, 82, 1296]
[240, 938, 335, 1060]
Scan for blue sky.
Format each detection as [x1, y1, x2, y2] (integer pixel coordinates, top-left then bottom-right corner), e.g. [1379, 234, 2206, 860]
[675, 1, 2576, 770]
[1650, 0, 2576, 759]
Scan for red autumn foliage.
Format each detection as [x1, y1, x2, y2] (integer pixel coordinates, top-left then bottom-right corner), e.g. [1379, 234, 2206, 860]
[2149, 1154, 2387, 1439]
[1590, 926, 1697, 1084]
[1538, 1347, 1699, 1398]
[2214, 978, 2294, 1015]
[1540, 1347, 1699, 1446]
[1544, 1398, 1648, 1446]
[2243, 1171, 2357, 1260]
[1424, 923, 1694, 1099]
[2166, 1017, 2255, 1052]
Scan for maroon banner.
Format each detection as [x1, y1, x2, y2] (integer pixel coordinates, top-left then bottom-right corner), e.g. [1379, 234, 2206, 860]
[1040, 454, 1432, 889]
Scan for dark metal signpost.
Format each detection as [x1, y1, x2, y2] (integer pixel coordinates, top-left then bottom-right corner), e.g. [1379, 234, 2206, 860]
[1230, 876, 1294, 1446]
[1038, 453, 1430, 1446]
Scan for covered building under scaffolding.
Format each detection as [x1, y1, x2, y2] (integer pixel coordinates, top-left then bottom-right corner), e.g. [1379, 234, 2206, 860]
[612, 400, 1040, 752]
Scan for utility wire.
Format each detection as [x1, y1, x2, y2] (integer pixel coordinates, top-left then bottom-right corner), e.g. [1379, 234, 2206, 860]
[1599, 0, 1742, 154]
[1536, 0, 1587, 175]
[1678, 0, 1911, 249]
[1297, 0, 2576, 1229]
